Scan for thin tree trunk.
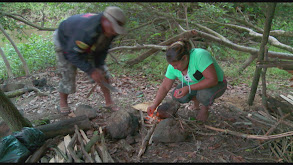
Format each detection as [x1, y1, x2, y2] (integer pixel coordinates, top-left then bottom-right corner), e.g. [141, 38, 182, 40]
[248, 3, 277, 105]
[0, 89, 32, 132]
[0, 46, 13, 78]
[0, 23, 30, 76]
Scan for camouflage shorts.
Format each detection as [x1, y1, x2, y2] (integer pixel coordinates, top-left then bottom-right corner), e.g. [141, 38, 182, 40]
[53, 30, 110, 94]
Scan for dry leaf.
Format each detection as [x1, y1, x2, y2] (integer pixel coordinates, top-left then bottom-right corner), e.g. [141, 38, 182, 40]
[132, 102, 153, 112]
[231, 155, 245, 162]
[68, 112, 76, 117]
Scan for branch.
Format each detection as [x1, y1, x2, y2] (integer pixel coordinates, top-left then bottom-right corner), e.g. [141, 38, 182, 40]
[223, 13, 263, 33]
[134, 5, 293, 61]
[210, 21, 293, 53]
[270, 30, 293, 37]
[0, 11, 56, 31]
[205, 125, 293, 140]
[108, 44, 167, 52]
[193, 29, 293, 60]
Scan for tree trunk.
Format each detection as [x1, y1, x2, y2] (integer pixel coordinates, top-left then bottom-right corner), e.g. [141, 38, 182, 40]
[0, 46, 13, 78]
[0, 89, 32, 132]
[248, 3, 277, 105]
[0, 23, 30, 76]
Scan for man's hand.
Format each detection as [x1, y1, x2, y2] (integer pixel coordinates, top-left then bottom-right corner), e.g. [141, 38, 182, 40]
[173, 86, 189, 98]
[90, 69, 107, 84]
[147, 104, 157, 116]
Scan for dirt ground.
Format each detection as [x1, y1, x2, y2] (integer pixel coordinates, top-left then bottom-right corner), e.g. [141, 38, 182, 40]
[2, 67, 288, 163]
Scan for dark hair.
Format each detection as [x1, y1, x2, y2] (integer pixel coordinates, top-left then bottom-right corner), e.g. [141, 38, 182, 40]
[166, 39, 192, 63]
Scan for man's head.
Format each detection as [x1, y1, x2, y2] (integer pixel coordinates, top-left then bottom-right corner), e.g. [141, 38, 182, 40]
[102, 6, 126, 37]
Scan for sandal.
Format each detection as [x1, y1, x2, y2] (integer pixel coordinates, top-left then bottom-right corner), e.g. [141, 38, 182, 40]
[57, 106, 71, 115]
[103, 104, 119, 112]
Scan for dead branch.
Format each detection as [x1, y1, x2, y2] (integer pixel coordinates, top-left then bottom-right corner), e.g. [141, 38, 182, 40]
[0, 11, 56, 31]
[52, 146, 68, 163]
[109, 44, 167, 52]
[257, 61, 293, 69]
[86, 83, 98, 98]
[138, 120, 158, 158]
[63, 134, 73, 162]
[126, 30, 197, 65]
[210, 21, 293, 53]
[118, 139, 135, 153]
[270, 30, 293, 37]
[205, 125, 293, 140]
[4, 86, 49, 98]
[91, 144, 102, 163]
[223, 13, 264, 33]
[265, 113, 290, 136]
[66, 133, 82, 163]
[95, 127, 114, 163]
[74, 125, 94, 163]
[26, 139, 53, 163]
[84, 131, 100, 153]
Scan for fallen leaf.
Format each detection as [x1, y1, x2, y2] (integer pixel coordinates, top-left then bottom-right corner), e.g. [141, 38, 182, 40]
[208, 143, 221, 150]
[231, 155, 245, 162]
[132, 102, 153, 112]
[68, 112, 76, 117]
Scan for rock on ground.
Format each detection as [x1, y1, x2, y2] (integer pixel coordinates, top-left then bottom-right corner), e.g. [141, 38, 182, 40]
[106, 110, 139, 139]
[152, 118, 189, 143]
[74, 104, 97, 119]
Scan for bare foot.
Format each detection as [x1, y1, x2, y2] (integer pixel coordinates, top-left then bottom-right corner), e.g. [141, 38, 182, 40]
[196, 106, 209, 121]
[192, 98, 200, 110]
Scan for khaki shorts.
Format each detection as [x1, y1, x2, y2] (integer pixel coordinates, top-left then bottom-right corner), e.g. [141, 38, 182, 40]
[53, 30, 110, 94]
[171, 79, 227, 106]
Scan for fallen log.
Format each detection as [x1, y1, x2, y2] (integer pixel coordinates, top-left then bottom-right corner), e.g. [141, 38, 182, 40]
[5, 86, 48, 98]
[36, 115, 92, 139]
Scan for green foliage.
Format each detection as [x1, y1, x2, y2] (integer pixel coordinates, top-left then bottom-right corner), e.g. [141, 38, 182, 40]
[0, 33, 55, 79]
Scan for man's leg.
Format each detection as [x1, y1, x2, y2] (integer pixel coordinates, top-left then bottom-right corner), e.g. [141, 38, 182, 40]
[60, 92, 69, 109]
[53, 30, 76, 113]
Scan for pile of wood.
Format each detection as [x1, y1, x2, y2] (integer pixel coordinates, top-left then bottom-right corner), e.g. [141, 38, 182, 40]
[26, 125, 114, 163]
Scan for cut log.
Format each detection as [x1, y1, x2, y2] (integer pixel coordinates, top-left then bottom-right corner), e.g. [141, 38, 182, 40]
[36, 115, 92, 139]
